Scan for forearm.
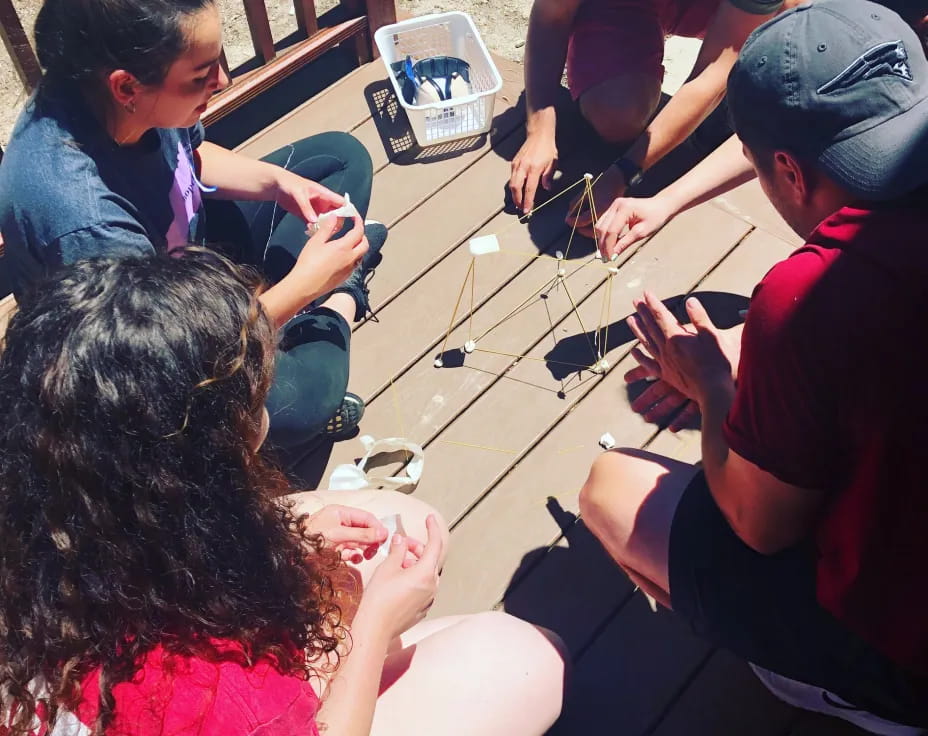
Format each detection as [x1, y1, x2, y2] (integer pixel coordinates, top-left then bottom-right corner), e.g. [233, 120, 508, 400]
[316, 608, 392, 736]
[659, 135, 756, 215]
[197, 141, 282, 201]
[698, 381, 745, 531]
[622, 71, 729, 172]
[524, 6, 575, 138]
[258, 270, 326, 328]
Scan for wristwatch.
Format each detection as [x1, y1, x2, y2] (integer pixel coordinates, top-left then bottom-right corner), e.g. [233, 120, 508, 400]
[612, 156, 643, 188]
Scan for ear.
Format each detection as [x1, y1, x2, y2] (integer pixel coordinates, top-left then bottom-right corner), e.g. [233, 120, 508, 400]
[773, 150, 811, 205]
[107, 69, 140, 110]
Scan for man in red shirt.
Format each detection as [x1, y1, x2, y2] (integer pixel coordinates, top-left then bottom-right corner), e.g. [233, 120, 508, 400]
[579, 1, 928, 731]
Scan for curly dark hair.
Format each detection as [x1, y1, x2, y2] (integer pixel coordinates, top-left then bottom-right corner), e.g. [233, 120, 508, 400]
[0, 251, 350, 735]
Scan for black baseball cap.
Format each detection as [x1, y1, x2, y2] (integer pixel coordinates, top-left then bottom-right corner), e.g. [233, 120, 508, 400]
[728, 0, 928, 200]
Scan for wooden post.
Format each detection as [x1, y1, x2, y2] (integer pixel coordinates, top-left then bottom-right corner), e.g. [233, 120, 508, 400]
[343, 0, 395, 60]
[242, 0, 276, 63]
[293, 0, 319, 38]
[0, 0, 40, 92]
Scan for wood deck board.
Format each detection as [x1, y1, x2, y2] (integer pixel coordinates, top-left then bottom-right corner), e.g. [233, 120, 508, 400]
[245, 59, 863, 734]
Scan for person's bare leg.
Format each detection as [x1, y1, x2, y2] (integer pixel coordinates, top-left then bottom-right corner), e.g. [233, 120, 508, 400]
[282, 489, 450, 583]
[578, 72, 663, 145]
[579, 448, 699, 603]
[371, 611, 567, 736]
[319, 292, 359, 327]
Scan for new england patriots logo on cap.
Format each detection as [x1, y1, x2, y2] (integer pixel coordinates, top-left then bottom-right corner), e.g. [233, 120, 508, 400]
[818, 40, 913, 94]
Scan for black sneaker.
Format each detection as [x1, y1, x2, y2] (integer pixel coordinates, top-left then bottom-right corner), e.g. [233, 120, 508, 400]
[313, 221, 387, 322]
[322, 391, 366, 440]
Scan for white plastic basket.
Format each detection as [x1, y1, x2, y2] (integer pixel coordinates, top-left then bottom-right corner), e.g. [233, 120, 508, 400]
[375, 12, 503, 147]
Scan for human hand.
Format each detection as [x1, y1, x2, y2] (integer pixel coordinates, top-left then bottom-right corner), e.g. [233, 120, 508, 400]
[293, 215, 368, 298]
[624, 365, 701, 433]
[304, 505, 388, 564]
[509, 133, 559, 214]
[565, 165, 626, 239]
[359, 515, 443, 640]
[274, 169, 345, 225]
[626, 293, 734, 405]
[594, 194, 677, 260]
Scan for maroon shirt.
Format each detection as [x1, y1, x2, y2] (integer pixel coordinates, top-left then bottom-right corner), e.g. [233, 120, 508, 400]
[723, 197, 928, 676]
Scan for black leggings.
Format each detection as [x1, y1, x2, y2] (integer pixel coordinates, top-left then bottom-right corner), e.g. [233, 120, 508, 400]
[204, 132, 373, 456]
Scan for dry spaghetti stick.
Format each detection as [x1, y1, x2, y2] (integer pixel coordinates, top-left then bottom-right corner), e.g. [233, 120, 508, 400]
[437, 259, 474, 358]
[440, 440, 519, 454]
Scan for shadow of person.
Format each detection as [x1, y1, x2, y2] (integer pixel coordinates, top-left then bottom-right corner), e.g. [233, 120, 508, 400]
[502, 499, 635, 655]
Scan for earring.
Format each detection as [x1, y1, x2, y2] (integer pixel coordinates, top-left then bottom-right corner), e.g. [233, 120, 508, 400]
[125, 102, 136, 114]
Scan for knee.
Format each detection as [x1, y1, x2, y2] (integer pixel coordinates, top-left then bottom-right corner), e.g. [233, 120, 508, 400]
[311, 131, 372, 171]
[580, 450, 637, 562]
[579, 90, 654, 145]
[377, 491, 450, 563]
[458, 612, 568, 716]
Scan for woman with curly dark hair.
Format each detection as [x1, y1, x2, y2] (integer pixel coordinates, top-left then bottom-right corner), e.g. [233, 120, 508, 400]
[0, 251, 567, 736]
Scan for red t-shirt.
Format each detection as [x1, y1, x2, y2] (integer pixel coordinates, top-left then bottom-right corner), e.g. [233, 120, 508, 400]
[724, 198, 928, 676]
[24, 641, 321, 736]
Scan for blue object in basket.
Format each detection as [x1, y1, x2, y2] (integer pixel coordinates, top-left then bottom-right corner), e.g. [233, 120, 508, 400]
[392, 55, 472, 106]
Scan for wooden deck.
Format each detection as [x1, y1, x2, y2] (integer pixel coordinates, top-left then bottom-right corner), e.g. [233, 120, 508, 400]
[238, 58, 865, 735]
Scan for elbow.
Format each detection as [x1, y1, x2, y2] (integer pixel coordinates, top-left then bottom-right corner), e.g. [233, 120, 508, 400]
[530, 0, 575, 27]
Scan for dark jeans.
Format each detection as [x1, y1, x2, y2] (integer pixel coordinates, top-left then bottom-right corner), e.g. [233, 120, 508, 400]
[204, 132, 373, 456]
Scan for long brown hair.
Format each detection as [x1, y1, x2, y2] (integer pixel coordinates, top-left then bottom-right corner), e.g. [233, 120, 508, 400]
[0, 250, 350, 734]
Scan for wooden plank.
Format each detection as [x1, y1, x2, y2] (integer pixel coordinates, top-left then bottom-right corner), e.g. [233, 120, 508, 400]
[500, 522, 635, 656]
[712, 179, 802, 247]
[235, 61, 384, 157]
[548, 597, 711, 736]
[650, 651, 797, 736]
[203, 17, 367, 126]
[243, 0, 276, 63]
[293, 0, 319, 37]
[0, 0, 40, 92]
[419, 209, 751, 531]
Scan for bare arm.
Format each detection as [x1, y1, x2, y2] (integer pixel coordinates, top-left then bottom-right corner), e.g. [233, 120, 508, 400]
[660, 134, 755, 214]
[622, 2, 775, 173]
[699, 382, 825, 555]
[509, 0, 583, 212]
[197, 141, 282, 201]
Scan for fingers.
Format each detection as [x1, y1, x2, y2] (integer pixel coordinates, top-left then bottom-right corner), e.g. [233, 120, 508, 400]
[624, 364, 656, 383]
[685, 297, 716, 332]
[627, 311, 660, 358]
[630, 346, 660, 376]
[630, 379, 678, 414]
[670, 401, 701, 433]
[642, 291, 681, 335]
[332, 215, 365, 249]
[383, 532, 408, 569]
[594, 200, 628, 259]
[522, 170, 541, 215]
[541, 160, 556, 191]
[509, 164, 527, 212]
[313, 185, 345, 212]
[615, 222, 648, 254]
[417, 515, 444, 573]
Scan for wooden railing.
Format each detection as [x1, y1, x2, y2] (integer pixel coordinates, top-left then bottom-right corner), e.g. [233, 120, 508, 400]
[0, 0, 396, 126]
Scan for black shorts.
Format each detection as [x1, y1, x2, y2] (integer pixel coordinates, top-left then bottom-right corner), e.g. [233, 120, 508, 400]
[668, 471, 928, 727]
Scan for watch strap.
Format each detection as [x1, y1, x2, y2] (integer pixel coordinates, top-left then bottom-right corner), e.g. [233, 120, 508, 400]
[612, 156, 643, 187]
